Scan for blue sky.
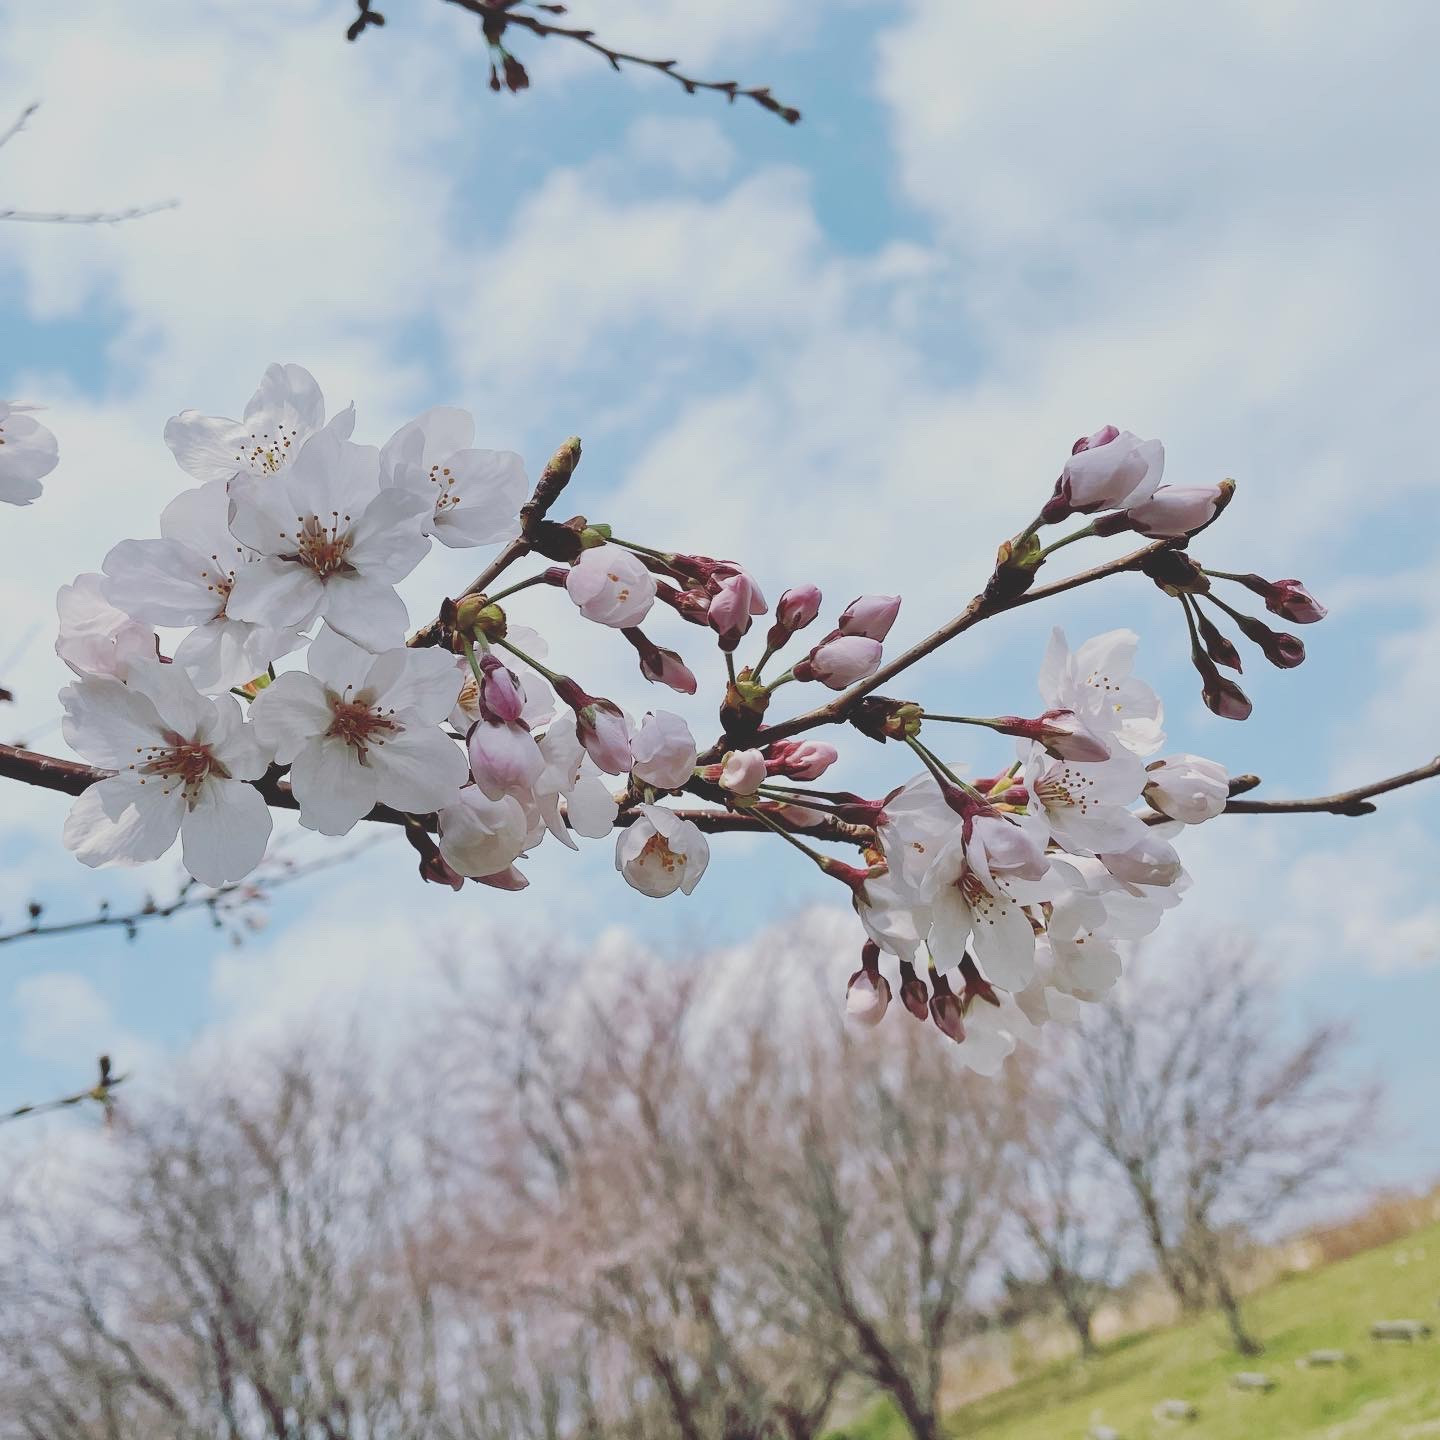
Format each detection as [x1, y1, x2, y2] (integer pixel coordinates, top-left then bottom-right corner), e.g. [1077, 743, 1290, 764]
[2, 0, 1439, 1190]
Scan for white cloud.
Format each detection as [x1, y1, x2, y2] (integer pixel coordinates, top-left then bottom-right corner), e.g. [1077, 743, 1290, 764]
[12, 970, 157, 1072]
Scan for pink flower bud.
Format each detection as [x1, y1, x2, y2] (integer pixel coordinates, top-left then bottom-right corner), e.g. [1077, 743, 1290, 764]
[1201, 667, 1253, 720]
[641, 646, 697, 694]
[766, 738, 839, 781]
[720, 748, 767, 797]
[467, 719, 544, 801]
[477, 652, 525, 724]
[898, 959, 929, 1021]
[845, 944, 891, 1027]
[708, 569, 768, 651]
[1195, 608, 1243, 672]
[1122, 483, 1223, 538]
[1227, 609, 1306, 669]
[1049, 430, 1164, 519]
[929, 973, 965, 1043]
[575, 699, 634, 775]
[838, 594, 901, 641]
[775, 584, 823, 633]
[1072, 424, 1120, 454]
[1257, 577, 1326, 625]
[793, 635, 883, 689]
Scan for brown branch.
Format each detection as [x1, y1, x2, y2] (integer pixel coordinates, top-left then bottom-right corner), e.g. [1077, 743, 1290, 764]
[746, 536, 1179, 752]
[0, 743, 868, 845]
[1219, 756, 1440, 817]
[0, 101, 38, 151]
[425, 1, 801, 124]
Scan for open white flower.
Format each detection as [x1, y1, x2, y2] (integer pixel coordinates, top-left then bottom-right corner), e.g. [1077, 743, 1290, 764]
[164, 363, 346, 484]
[380, 406, 526, 548]
[0, 401, 59, 506]
[226, 427, 431, 648]
[629, 711, 697, 790]
[1038, 627, 1165, 757]
[616, 803, 708, 897]
[925, 813, 1056, 991]
[1021, 740, 1148, 856]
[249, 628, 466, 835]
[60, 661, 272, 886]
[955, 992, 1039, 1076]
[531, 713, 618, 848]
[102, 479, 305, 692]
[56, 574, 157, 678]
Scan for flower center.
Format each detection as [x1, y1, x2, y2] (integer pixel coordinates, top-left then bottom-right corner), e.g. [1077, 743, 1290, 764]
[235, 423, 301, 476]
[282, 513, 356, 580]
[428, 462, 461, 513]
[1037, 763, 1094, 813]
[326, 698, 400, 759]
[640, 832, 681, 874]
[132, 733, 227, 806]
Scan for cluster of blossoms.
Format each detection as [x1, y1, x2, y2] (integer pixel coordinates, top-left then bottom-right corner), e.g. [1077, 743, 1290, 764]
[39, 374, 1327, 1068]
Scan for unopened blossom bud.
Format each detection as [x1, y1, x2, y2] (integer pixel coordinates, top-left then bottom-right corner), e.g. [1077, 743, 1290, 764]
[794, 635, 883, 689]
[850, 696, 923, 743]
[477, 652, 525, 724]
[1230, 574, 1327, 624]
[708, 568, 768, 651]
[1045, 429, 1164, 521]
[1145, 754, 1230, 824]
[1195, 608, 1243, 672]
[657, 580, 713, 627]
[838, 594, 901, 642]
[720, 748, 767, 798]
[565, 543, 657, 628]
[1114, 480, 1232, 539]
[630, 711, 698, 791]
[775, 584, 823, 633]
[990, 710, 1110, 763]
[719, 676, 772, 740]
[766, 738, 839, 781]
[1229, 610, 1306, 669]
[1099, 832, 1183, 887]
[928, 972, 965, 1043]
[453, 594, 507, 641]
[556, 678, 634, 775]
[1195, 654, 1253, 720]
[845, 943, 891, 1027]
[898, 959, 929, 1020]
[467, 719, 544, 800]
[622, 627, 697, 694]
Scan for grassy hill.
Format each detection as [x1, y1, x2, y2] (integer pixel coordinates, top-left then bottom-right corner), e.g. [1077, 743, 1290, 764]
[841, 1223, 1440, 1440]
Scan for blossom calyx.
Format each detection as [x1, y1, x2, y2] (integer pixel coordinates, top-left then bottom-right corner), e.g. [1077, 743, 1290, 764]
[451, 594, 508, 642]
[719, 676, 772, 741]
[1141, 549, 1210, 595]
[986, 529, 1045, 602]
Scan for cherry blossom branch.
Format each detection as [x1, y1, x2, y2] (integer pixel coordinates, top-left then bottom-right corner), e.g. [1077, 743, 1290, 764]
[1219, 757, 1440, 817]
[0, 744, 870, 845]
[0, 843, 377, 951]
[749, 536, 1181, 750]
[2, 1055, 123, 1127]
[348, 1, 801, 124]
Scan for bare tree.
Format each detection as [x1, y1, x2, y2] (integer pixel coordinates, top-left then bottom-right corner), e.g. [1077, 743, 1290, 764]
[1068, 942, 1377, 1354]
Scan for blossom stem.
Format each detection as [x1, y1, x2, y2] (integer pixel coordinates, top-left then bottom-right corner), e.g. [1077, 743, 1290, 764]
[747, 805, 841, 870]
[609, 536, 677, 566]
[725, 651, 738, 686]
[754, 785, 856, 816]
[920, 712, 1004, 730]
[751, 642, 778, 682]
[1035, 523, 1098, 561]
[765, 670, 796, 691]
[1177, 592, 1207, 666]
[905, 734, 985, 801]
[484, 572, 553, 605]
[494, 636, 567, 689]
[461, 637, 488, 688]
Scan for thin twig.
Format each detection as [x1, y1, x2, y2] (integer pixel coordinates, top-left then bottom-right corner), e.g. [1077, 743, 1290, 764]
[0, 199, 177, 225]
[2, 1056, 123, 1127]
[0, 101, 39, 152]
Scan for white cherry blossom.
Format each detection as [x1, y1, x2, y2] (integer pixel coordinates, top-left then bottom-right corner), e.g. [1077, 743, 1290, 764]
[955, 992, 1039, 1076]
[1021, 740, 1149, 855]
[60, 661, 271, 886]
[1038, 627, 1165, 757]
[616, 803, 709, 897]
[226, 427, 431, 648]
[1057, 428, 1163, 513]
[437, 786, 539, 879]
[249, 628, 466, 835]
[629, 711, 697, 790]
[380, 406, 526, 548]
[0, 401, 59, 506]
[565, 543, 657, 628]
[55, 574, 157, 678]
[102, 480, 305, 692]
[531, 712, 619, 848]
[164, 363, 345, 484]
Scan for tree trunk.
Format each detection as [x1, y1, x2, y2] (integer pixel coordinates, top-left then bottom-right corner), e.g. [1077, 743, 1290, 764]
[1212, 1267, 1263, 1356]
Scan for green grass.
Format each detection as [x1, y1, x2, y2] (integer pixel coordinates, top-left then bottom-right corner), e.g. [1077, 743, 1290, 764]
[840, 1223, 1440, 1439]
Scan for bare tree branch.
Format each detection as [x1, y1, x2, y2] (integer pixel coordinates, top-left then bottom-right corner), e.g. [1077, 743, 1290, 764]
[2, 1056, 123, 1127]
